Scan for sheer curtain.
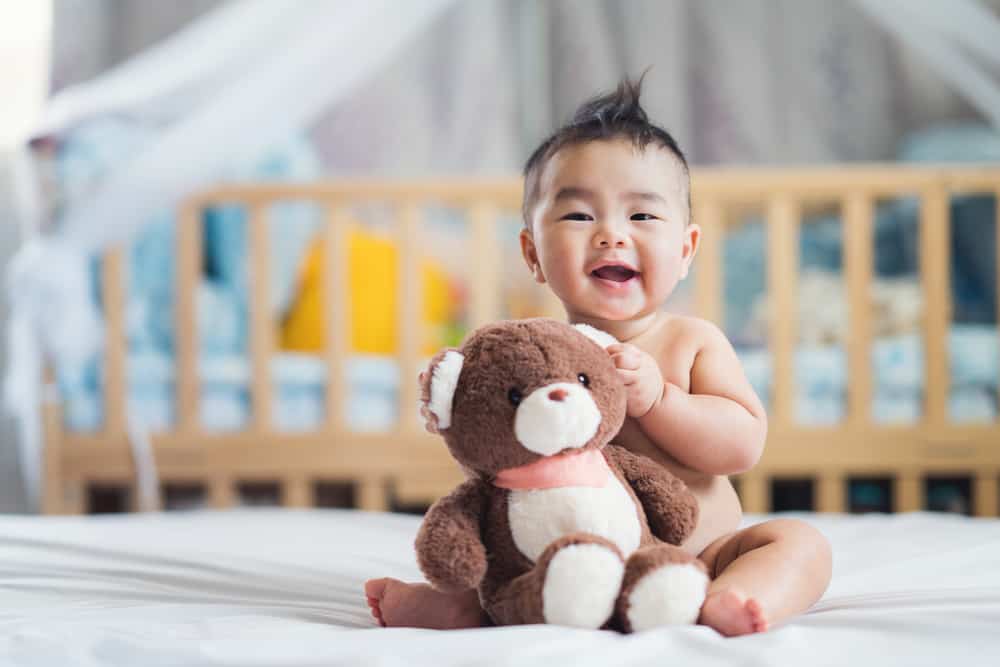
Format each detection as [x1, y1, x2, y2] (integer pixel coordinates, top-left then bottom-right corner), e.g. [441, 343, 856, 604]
[50, 0, 994, 173]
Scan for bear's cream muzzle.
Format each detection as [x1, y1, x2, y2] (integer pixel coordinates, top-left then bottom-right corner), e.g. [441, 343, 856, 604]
[513, 382, 602, 456]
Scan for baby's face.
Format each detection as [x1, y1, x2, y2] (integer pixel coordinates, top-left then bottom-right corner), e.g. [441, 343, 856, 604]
[521, 139, 699, 322]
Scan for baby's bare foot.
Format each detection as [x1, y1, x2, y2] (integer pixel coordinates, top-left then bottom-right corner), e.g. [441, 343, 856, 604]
[698, 589, 769, 637]
[364, 578, 485, 630]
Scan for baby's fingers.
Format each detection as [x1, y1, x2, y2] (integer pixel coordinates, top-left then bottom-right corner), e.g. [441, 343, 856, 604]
[616, 367, 640, 385]
[610, 350, 641, 370]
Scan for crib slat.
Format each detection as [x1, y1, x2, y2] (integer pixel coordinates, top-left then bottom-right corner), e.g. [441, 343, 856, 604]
[249, 204, 273, 433]
[102, 250, 127, 437]
[324, 206, 351, 432]
[996, 188, 1000, 418]
[176, 200, 202, 433]
[693, 200, 723, 326]
[766, 196, 799, 428]
[844, 193, 874, 426]
[397, 202, 421, 433]
[470, 203, 500, 327]
[920, 187, 950, 425]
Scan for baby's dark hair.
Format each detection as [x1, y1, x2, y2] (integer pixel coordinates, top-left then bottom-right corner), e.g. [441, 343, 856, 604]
[521, 74, 689, 223]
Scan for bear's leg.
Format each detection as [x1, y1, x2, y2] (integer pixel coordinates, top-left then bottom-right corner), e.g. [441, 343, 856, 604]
[616, 544, 709, 633]
[486, 533, 625, 629]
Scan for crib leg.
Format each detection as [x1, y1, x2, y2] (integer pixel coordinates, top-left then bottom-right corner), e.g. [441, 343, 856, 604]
[896, 473, 922, 513]
[739, 475, 768, 514]
[817, 473, 845, 513]
[974, 473, 998, 517]
[209, 477, 236, 509]
[283, 476, 312, 508]
[63, 479, 86, 515]
[357, 477, 387, 512]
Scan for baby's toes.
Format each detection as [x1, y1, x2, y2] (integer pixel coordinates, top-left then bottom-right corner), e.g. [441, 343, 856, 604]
[699, 589, 768, 637]
[364, 578, 394, 626]
[746, 598, 769, 633]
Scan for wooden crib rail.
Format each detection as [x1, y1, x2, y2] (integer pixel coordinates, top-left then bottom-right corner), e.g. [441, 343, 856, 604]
[45, 166, 1000, 517]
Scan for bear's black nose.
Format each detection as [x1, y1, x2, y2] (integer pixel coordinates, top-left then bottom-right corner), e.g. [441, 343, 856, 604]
[548, 389, 568, 402]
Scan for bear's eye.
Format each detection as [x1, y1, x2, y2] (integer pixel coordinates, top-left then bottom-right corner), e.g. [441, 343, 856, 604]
[507, 387, 523, 406]
[577, 373, 590, 388]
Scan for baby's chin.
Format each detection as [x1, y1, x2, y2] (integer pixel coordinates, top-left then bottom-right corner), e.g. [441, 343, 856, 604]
[571, 294, 651, 323]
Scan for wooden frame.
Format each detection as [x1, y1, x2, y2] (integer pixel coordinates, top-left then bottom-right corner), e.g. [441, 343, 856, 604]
[40, 165, 1000, 516]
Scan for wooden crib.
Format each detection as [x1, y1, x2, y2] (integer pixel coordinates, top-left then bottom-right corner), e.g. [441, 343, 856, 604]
[41, 165, 1000, 516]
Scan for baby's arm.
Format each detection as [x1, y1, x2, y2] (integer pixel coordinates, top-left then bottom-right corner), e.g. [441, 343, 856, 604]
[415, 479, 488, 593]
[620, 321, 767, 475]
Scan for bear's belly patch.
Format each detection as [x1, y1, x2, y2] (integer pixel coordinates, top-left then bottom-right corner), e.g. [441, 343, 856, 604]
[507, 476, 642, 563]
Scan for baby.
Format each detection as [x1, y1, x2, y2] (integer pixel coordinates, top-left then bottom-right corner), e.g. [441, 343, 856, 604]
[365, 77, 832, 637]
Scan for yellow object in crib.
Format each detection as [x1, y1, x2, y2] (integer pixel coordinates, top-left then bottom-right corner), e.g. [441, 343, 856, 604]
[280, 228, 454, 355]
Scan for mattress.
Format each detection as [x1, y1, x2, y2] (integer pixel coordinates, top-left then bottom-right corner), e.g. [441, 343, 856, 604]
[0, 510, 997, 666]
[61, 325, 999, 433]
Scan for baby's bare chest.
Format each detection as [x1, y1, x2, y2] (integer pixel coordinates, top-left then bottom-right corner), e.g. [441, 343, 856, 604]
[633, 328, 700, 393]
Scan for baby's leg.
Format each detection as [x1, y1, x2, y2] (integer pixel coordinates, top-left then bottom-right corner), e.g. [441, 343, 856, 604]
[364, 578, 486, 629]
[697, 518, 832, 637]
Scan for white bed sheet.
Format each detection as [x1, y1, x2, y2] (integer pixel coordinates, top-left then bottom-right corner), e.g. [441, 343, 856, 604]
[1, 509, 998, 666]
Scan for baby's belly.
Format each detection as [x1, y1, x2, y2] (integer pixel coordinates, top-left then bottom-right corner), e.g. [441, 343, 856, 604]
[506, 477, 642, 562]
[681, 476, 743, 556]
[613, 421, 743, 556]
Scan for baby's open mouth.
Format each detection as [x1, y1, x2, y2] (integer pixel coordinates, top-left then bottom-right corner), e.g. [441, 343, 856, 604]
[591, 265, 638, 282]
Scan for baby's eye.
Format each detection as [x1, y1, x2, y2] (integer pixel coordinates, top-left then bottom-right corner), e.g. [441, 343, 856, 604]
[561, 212, 594, 221]
[631, 213, 659, 221]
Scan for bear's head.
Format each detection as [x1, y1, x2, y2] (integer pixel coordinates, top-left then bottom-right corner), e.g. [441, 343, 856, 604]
[419, 318, 626, 477]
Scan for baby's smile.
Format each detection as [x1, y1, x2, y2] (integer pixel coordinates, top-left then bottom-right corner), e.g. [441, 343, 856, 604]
[589, 258, 641, 290]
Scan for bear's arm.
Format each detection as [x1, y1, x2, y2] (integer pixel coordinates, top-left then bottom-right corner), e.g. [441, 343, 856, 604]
[603, 445, 699, 546]
[415, 478, 489, 593]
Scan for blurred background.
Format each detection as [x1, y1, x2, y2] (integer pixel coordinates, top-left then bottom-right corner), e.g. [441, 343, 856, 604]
[1, 0, 999, 515]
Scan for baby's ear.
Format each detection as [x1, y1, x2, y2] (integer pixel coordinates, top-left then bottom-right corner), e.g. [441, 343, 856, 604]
[573, 323, 619, 350]
[419, 349, 464, 433]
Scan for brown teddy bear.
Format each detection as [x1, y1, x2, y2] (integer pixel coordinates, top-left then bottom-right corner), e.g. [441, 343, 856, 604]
[414, 318, 709, 632]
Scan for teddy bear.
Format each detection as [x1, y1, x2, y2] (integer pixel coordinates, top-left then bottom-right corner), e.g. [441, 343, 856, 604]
[414, 318, 709, 632]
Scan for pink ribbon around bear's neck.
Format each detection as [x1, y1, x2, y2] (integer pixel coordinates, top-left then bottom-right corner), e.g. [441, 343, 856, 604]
[492, 448, 611, 490]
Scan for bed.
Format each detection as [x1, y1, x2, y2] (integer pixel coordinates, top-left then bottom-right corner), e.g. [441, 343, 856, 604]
[1, 509, 997, 665]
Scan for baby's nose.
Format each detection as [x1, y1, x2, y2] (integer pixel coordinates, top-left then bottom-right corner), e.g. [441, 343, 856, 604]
[548, 389, 568, 402]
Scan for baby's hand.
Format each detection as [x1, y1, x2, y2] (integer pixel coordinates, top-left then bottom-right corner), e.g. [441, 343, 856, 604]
[607, 343, 665, 418]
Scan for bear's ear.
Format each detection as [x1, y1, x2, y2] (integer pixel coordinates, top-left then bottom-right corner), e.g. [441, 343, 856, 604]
[419, 349, 464, 432]
[573, 323, 619, 350]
